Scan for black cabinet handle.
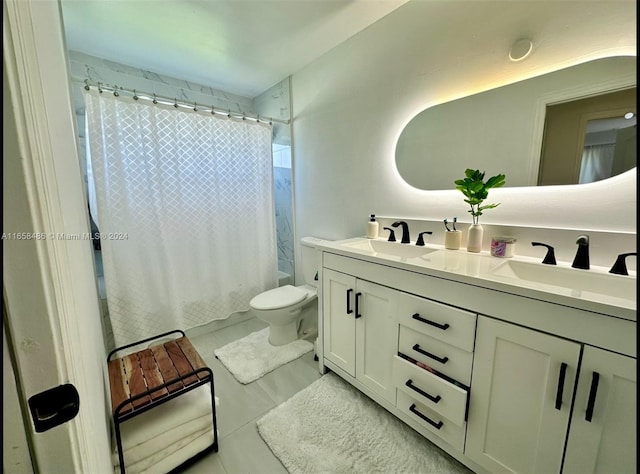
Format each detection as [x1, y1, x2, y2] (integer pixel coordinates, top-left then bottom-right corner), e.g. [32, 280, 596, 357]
[412, 344, 449, 364]
[555, 362, 568, 410]
[412, 313, 450, 330]
[406, 379, 441, 403]
[585, 371, 600, 422]
[409, 404, 443, 429]
[346, 289, 353, 314]
[355, 292, 362, 319]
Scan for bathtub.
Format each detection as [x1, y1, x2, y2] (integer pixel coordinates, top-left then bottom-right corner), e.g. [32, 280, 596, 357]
[278, 271, 291, 287]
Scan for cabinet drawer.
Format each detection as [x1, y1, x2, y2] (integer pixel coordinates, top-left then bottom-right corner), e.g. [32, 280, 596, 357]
[398, 326, 473, 385]
[397, 293, 476, 352]
[396, 390, 466, 451]
[393, 355, 468, 426]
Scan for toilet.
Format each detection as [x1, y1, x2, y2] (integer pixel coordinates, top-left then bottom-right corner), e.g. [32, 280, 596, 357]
[250, 237, 324, 346]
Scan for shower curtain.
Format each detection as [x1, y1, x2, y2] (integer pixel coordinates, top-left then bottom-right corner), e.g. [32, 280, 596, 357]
[84, 89, 277, 346]
[578, 143, 615, 184]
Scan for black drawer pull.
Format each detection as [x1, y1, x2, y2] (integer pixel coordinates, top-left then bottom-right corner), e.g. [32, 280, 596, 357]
[555, 362, 568, 410]
[412, 313, 450, 330]
[412, 344, 449, 364]
[355, 292, 362, 319]
[585, 371, 600, 422]
[406, 379, 441, 403]
[409, 404, 443, 429]
[346, 289, 353, 314]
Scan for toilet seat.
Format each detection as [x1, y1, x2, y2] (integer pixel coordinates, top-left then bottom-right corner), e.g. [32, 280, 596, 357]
[249, 285, 308, 311]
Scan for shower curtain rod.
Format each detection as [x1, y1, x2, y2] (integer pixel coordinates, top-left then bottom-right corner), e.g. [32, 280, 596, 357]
[74, 77, 290, 125]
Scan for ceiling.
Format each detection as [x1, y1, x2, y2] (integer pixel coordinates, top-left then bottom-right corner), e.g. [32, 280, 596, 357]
[61, 0, 409, 98]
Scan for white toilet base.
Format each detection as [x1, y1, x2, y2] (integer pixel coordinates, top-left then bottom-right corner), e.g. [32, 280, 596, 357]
[267, 320, 300, 346]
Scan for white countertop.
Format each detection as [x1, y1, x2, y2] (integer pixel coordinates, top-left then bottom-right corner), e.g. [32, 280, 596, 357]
[315, 237, 636, 322]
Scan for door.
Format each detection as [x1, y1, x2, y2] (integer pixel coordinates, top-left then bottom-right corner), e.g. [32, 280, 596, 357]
[466, 317, 581, 474]
[355, 280, 398, 403]
[563, 347, 636, 474]
[537, 87, 636, 185]
[4, 1, 112, 472]
[323, 269, 357, 376]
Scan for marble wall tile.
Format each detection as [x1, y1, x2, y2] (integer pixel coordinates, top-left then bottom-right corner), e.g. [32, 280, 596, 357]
[68, 51, 254, 115]
[255, 78, 291, 147]
[274, 164, 294, 276]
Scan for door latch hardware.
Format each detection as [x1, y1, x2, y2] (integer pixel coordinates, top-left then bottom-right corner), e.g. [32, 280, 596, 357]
[28, 383, 79, 432]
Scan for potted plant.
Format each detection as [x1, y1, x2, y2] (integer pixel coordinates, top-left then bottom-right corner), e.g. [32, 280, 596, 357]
[454, 169, 506, 252]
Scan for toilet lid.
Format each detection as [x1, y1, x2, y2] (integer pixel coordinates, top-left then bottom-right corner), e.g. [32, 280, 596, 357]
[250, 285, 308, 310]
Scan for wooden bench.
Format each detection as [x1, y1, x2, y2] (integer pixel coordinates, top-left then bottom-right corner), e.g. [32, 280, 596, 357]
[107, 330, 218, 473]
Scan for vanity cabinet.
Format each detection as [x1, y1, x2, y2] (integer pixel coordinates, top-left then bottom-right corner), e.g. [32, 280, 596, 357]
[466, 317, 581, 473]
[322, 268, 398, 403]
[318, 244, 636, 474]
[392, 292, 476, 451]
[563, 346, 636, 474]
[467, 316, 637, 474]
[322, 254, 476, 453]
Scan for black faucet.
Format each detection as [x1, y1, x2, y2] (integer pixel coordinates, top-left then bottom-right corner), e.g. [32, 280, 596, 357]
[391, 221, 410, 244]
[571, 234, 590, 270]
[531, 242, 557, 265]
[416, 231, 433, 246]
[383, 227, 396, 242]
[609, 252, 636, 275]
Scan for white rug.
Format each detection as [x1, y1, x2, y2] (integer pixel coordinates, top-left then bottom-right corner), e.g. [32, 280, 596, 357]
[214, 328, 313, 384]
[257, 373, 473, 474]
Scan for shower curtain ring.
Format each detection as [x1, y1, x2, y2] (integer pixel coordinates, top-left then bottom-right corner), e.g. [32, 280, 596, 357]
[84, 79, 90, 91]
[113, 86, 119, 97]
[153, 94, 158, 105]
[133, 89, 139, 100]
[193, 102, 198, 112]
[174, 98, 178, 108]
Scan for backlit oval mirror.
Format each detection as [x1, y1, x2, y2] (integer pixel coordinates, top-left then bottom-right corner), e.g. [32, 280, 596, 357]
[395, 56, 636, 190]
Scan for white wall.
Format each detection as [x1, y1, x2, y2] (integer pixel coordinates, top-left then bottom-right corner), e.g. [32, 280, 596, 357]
[291, 1, 636, 262]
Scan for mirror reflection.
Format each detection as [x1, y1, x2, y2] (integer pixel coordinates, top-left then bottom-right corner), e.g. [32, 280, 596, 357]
[579, 116, 636, 184]
[395, 56, 636, 190]
[538, 88, 636, 185]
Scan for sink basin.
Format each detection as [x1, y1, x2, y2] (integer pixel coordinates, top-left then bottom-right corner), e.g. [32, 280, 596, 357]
[340, 239, 439, 259]
[490, 259, 636, 302]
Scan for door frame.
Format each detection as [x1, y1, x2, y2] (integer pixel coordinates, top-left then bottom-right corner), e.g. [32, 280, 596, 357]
[4, 0, 112, 471]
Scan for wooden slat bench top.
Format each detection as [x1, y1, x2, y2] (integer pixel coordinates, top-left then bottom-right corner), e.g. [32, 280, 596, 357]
[108, 336, 209, 416]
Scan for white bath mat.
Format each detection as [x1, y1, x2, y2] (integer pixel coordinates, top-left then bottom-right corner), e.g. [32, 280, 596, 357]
[257, 373, 472, 474]
[214, 328, 313, 384]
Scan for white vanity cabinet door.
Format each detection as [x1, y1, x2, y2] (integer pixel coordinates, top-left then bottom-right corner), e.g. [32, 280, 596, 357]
[466, 316, 581, 474]
[323, 268, 356, 376]
[563, 347, 636, 474]
[322, 269, 398, 403]
[355, 279, 399, 403]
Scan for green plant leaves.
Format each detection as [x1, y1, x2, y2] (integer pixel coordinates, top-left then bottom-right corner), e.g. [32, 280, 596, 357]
[454, 169, 506, 224]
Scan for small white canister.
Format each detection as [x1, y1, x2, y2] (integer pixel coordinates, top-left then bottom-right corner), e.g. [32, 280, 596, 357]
[490, 236, 516, 258]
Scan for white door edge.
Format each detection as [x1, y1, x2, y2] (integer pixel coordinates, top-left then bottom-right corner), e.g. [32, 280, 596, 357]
[4, 0, 112, 472]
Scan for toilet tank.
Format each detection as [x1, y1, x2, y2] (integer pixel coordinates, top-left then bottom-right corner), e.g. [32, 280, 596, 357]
[300, 237, 327, 287]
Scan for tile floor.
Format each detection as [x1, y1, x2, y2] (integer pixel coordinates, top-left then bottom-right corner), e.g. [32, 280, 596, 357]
[182, 316, 323, 473]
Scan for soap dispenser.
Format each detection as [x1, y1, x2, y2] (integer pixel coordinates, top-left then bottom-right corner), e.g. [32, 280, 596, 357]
[367, 214, 379, 239]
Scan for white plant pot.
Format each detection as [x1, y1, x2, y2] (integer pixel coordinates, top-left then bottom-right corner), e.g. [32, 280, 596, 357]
[467, 224, 484, 253]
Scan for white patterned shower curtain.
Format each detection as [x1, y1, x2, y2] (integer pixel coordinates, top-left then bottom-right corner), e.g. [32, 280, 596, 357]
[579, 143, 616, 184]
[84, 90, 278, 346]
